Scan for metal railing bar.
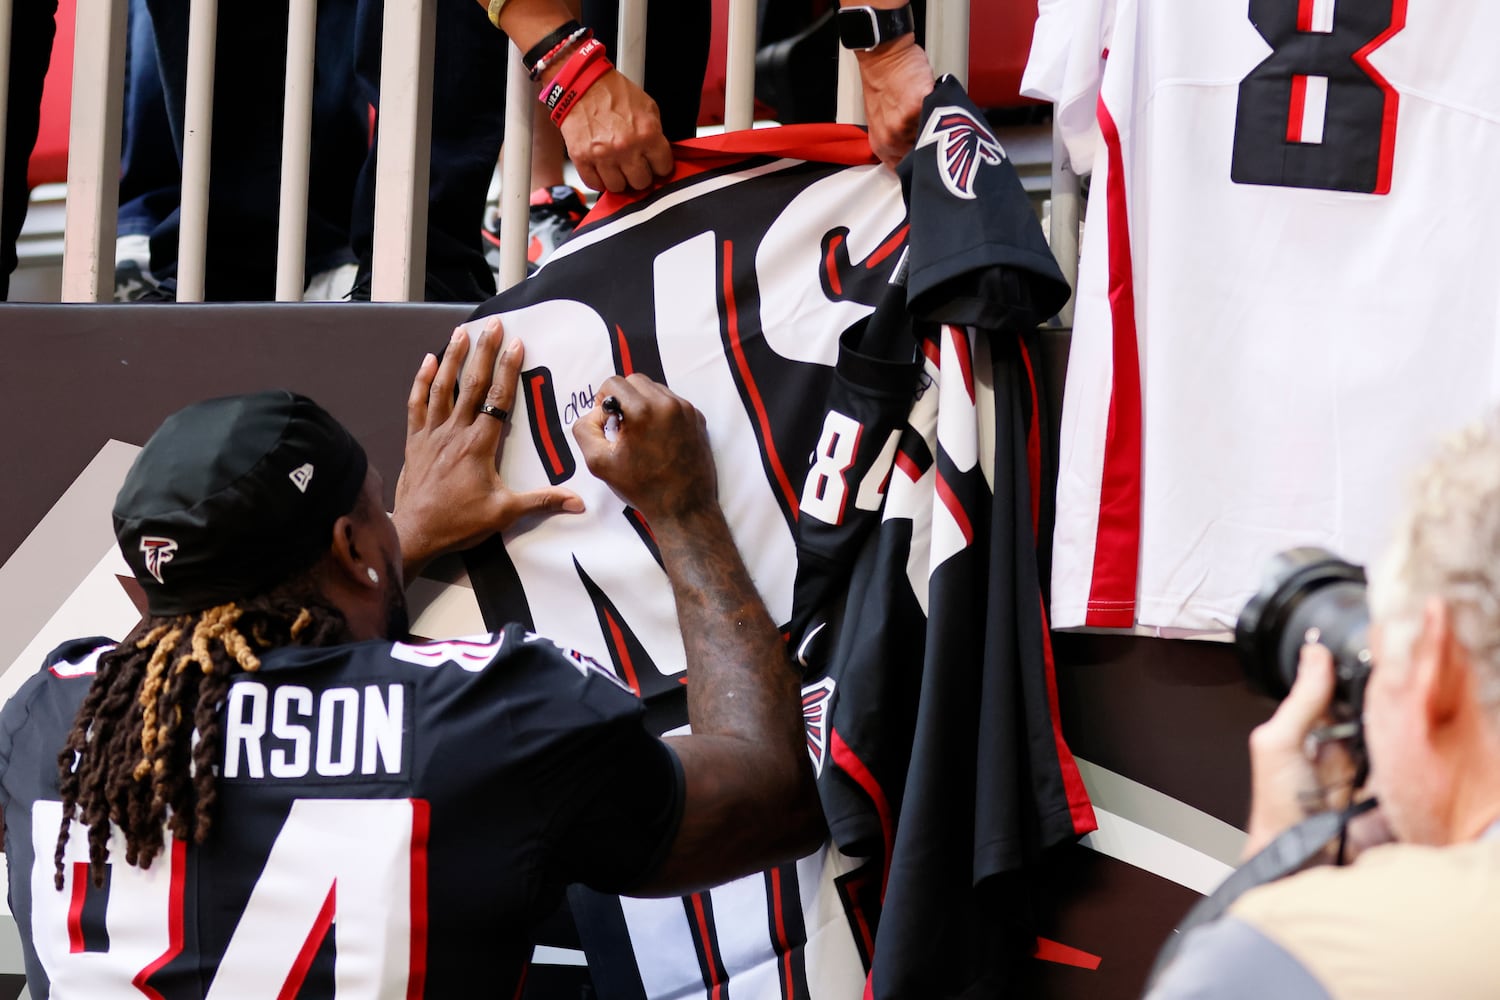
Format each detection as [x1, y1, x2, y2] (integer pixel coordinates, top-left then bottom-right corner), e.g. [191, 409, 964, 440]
[370, 0, 435, 301]
[59, 0, 126, 302]
[275, 0, 318, 301]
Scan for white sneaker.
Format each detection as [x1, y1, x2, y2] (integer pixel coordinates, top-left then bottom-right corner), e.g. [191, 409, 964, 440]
[304, 262, 359, 301]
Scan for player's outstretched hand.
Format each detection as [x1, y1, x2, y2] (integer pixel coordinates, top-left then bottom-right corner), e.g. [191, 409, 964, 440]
[857, 36, 935, 170]
[393, 318, 584, 576]
[571, 374, 717, 523]
[560, 69, 675, 193]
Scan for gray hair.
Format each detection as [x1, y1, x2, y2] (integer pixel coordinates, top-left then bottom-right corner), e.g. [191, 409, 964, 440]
[1369, 410, 1500, 710]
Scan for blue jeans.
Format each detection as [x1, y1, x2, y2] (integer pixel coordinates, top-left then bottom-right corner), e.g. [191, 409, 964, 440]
[143, 0, 367, 300]
[350, 0, 509, 302]
[117, 0, 180, 240]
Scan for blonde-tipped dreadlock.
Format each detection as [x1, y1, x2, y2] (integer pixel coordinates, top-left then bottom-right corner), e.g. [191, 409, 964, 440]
[54, 584, 349, 889]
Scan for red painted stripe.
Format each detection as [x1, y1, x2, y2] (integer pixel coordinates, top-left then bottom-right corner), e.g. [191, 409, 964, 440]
[278, 885, 336, 1000]
[935, 473, 975, 547]
[603, 610, 643, 695]
[529, 375, 566, 477]
[1296, 0, 1315, 32]
[66, 862, 88, 953]
[1017, 337, 1043, 542]
[1038, 596, 1097, 834]
[864, 223, 909, 269]
[1351, 0, 1407, 195]
[1085, 95, 1144, 629]
[132, 840, 187, 1000]
[830, 730, 893, 900]
[1033, 936, 1102, 971]
[894, 450, 921, 483]
[824, 233, 845, 297]
[770, 868, 794, 997]
[407, 798, 431, 1000]
[947, 326, 974, 403]
[511, 960, 531, 1000]
[690, 894, 725, 999]
[1286, 74, 1308, 143]
[615, 324, 635, 375]
[721, 240, 800, 519]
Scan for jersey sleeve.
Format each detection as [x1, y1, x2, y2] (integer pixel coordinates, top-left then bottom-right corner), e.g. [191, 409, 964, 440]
[499, 632, 686, 895]
[1020, 0, 1115, 174]
[902, 77, 1071, 329]
[0, 638, 111, 811]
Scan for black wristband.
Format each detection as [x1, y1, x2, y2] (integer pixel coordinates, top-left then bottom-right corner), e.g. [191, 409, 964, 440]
[522, 19, 585, 73]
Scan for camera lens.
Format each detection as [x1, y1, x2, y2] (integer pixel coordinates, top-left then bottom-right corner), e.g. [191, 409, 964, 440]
[1235, 548, 1371, 720]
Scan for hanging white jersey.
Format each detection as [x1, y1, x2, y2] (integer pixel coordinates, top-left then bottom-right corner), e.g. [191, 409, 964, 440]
[1024, 0, 1500, 631]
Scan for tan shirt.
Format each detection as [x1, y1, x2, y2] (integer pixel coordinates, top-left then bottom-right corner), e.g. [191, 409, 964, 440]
[1227, 836, 1500, 999]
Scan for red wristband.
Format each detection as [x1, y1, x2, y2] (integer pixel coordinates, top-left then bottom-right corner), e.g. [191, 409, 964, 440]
[548, 57, 613, 126]
[538, 37, 605, 110]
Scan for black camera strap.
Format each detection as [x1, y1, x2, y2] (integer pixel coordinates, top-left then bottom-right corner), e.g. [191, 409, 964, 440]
[1145, 798, 1379, 990]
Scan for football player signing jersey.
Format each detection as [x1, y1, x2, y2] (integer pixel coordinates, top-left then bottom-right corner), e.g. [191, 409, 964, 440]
[1025, 0, 1500, 632]
[0, 627, 683, 999]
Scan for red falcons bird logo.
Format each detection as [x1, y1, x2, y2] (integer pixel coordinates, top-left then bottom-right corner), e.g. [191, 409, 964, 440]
[140, 536, 178, 584]
[915, 106, 1006, 200]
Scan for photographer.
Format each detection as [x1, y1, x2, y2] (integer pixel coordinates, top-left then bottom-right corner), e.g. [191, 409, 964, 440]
[1147, 416, 1500, 999]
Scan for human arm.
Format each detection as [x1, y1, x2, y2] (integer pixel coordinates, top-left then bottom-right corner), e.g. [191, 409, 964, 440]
[571, 375, 825, 895]
[478, 0, 673, 192]
[842, 1, 934, 170]
[392, 318, 584, 582]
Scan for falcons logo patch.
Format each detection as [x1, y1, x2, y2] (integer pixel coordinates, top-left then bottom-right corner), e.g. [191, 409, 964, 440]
[915, 106, 1006, 200]
[140, 536, 178, 584]
[802, 677, 837, 777]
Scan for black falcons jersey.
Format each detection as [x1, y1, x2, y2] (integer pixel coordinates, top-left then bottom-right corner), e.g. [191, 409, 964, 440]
[457, 78, 1090, 999]
[787, 79, 1096, 998]
[0, 627, 683, 999]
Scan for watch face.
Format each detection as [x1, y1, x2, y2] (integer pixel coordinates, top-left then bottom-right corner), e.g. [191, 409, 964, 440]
[837, 8, 881, 50]
[836, 6, 914, 51]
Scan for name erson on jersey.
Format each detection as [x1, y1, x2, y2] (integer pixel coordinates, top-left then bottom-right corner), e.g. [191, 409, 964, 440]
[222, 680, 408, 780]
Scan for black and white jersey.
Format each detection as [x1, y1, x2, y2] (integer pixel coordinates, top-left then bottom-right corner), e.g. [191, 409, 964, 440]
[787, 78, 1096, 998]
[460, 77, 1090, 1000]
[0, 627, 683, 999]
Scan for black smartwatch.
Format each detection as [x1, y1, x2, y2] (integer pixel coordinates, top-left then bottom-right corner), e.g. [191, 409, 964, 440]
[836, 4, 916, 52]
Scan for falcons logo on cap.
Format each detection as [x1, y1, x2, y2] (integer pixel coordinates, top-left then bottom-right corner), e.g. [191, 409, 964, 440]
[140, 536, 178, 585]
[916, 106, 1006, 200]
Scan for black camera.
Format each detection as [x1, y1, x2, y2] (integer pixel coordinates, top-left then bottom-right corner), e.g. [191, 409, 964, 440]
[1235, 547, 1374, 727]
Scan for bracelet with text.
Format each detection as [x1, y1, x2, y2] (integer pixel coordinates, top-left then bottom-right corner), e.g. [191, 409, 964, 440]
[528, 26, 593, 81]
[521, 19, 584, 72]
[539, 39, 607, 111]
[546, 56, 613, 125]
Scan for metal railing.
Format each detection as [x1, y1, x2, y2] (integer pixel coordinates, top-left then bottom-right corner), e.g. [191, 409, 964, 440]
[4, 0, 984, 303]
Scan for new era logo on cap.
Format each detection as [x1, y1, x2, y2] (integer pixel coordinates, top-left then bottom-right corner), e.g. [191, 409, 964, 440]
[140, 536, 178, 585]
[289, 463, 315, 493]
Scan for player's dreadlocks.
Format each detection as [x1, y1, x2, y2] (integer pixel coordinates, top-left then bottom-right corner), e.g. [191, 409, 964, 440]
[53, 581, 350, 889]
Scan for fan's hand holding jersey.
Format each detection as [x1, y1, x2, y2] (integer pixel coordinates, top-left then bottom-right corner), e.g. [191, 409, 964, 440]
[1024, 0, 1500, 631]
[0, 628, 683, 999]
